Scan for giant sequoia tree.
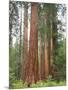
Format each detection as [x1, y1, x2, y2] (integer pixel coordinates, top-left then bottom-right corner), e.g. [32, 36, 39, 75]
[26, 3, 39, 86]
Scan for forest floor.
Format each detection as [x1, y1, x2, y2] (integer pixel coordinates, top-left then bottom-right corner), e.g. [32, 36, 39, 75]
[10, 80, 66, 89]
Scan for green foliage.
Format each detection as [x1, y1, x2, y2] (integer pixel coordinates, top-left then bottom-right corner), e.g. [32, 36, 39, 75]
[53, 39, 66, 80]
[10, 80, 66, 89]
[9, 47, 16, 87]
[9, 45, 21, 88]
[10, 80, 28, 89]
[9, 69, 16, 88]
[30, 80, 65, 88]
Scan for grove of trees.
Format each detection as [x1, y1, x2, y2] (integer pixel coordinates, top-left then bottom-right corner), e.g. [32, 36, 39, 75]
[9, 1, 66, 89]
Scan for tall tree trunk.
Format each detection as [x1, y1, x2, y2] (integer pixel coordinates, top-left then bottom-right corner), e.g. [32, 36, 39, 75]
[39, 35, 45, 80]
[17, 4, 22, 80]
[34, 22, 39, 83]
[49, 5, 57, 77]
[21, 3, 28, 81]
[44, 7, 50, 79]
[47, 11, 54, 77]
[47, 39, 51, 74]
[50, 20, 53, 66]
[26, 3, 39, 86]
[50, 10, 57, 78]
[44, 35, 49, 79]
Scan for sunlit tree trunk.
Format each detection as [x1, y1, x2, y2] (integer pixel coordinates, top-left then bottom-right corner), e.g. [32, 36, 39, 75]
[44, 35, 49, 79]
[26, 3, 39, 86]
[21, 3, 28, 81]
[44, 7, 50, 79]
[50, 19, 53, 67]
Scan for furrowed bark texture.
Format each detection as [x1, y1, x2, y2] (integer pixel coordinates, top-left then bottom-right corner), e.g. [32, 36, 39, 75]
[26, 3, 39, 85]
[21, 4, 28, 82]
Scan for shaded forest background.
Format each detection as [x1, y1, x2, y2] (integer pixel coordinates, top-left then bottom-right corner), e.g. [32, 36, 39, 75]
[9, 1, 66, 89]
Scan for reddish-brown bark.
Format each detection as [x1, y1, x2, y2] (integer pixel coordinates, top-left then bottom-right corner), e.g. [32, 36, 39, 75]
[44, 35, 49, 79]
[50, 18, 57, 78]
[50, 21, 53, 66]
[26, 3, 39, 85]
[39, 36, 45, 80]
[21, 4, 28, 81]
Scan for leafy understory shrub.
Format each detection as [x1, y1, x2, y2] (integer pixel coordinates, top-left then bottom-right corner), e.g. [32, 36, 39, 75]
[10, 80, 28, 89]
